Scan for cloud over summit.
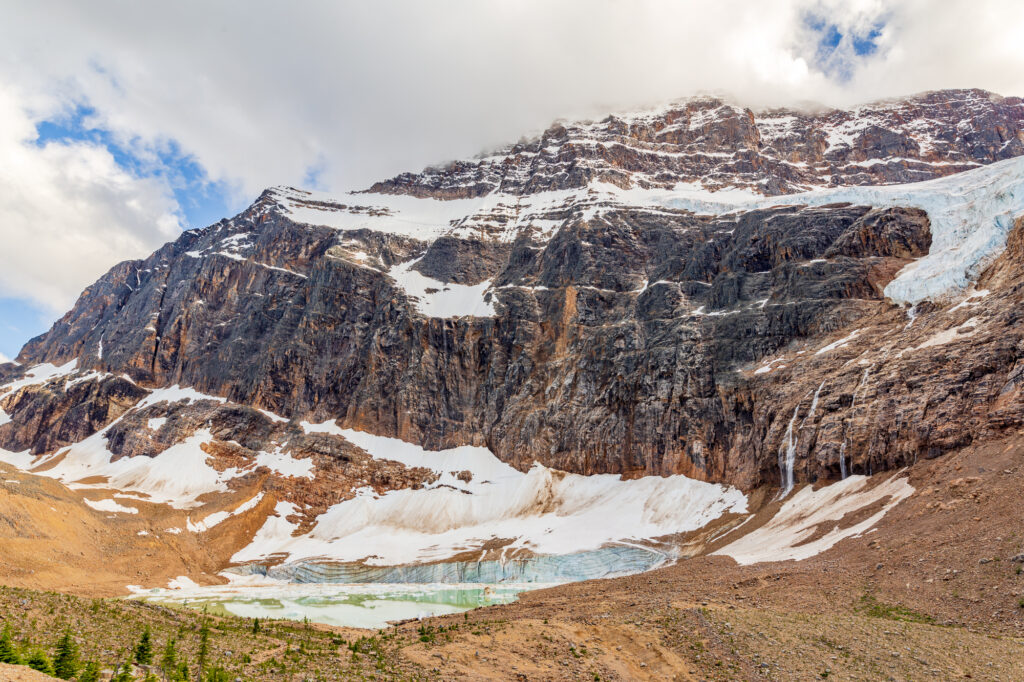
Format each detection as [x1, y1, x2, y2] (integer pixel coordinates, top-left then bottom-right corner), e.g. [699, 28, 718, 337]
[0, 0, 1021, 320]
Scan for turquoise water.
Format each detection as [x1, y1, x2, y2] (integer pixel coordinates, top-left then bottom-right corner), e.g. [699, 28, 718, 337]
[132, 582, 544, 629]
[131, 545, 672, 628]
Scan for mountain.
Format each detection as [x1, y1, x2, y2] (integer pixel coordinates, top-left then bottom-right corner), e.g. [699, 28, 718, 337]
[1, 88, 1024, 591]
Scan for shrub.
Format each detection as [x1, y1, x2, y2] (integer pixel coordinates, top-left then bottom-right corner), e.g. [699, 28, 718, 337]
[0, 625, 20, 665]
[78, 661, 101, 682]
[27, 649, 55, 676]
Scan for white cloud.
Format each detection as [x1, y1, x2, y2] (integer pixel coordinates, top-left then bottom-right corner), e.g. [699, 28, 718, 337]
[1, 1, 1021, 198]
[0, 0, 1022, 314]
[0, 85, 181, 311]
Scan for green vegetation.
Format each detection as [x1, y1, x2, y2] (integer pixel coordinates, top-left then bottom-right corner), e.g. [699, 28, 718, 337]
[26, 649, 55, 675]
[0, 582, 443, 680]
[196, 619, 210, 677]
[858, 594, 936, 624]
[0, 624, 21, 664]
[78, 660, 101, 682]
[134, 625, 153, 665]
[52, 629, 79, 679]
[159, 637, 177, 678]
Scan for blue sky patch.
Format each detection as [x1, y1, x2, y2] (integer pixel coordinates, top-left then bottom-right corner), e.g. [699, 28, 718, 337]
[0, 297, 53, 361]
[0, 103, 244, 359]
[35, 103, 236, 230]
[804, 13, 884, 81]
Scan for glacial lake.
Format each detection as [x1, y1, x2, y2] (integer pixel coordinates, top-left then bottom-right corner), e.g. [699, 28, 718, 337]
[131, 582, 549, 629]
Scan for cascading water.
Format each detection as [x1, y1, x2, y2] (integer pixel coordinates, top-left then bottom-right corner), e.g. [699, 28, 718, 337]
[904, 304, 918, 330]
[777, 401, 804, 499]
[839, 368, 872, 479]
[800, 381, 826, 429]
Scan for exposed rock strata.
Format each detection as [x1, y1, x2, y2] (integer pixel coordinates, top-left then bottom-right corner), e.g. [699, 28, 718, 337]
[3, 89, 1024, 496]
[371, 89, 1024, 197]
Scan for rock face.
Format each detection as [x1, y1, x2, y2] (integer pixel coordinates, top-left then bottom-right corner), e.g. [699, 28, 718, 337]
[4, 88, 1024, 497]
[371, 89, 1024, 197]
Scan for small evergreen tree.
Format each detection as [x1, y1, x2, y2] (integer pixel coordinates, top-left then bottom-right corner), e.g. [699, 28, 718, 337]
[252, 617, 260, 635]
[174, 659, 190, 682]
[112, 660, 135, 682]
[78, 661, 101, 682]
[0, 625, 20, 664]
[26, 649, 55, 675]
[52, 629, 79, 680]
[134, 626, 154, 666]
[196, 620, 210, 678]
[159, 637, 178, 678]
[203, 666, 230, 682]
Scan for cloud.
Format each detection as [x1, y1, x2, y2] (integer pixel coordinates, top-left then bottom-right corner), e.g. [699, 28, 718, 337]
[0, 0, 1022, 317]
[3, 1, 1022, 198]
[0, 351, 9, 364]
[0, 85, 181, 312]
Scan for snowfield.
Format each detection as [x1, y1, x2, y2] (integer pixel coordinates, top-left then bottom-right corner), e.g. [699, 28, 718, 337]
[387, 258, 496, 318]
[272, 156, 1024, 308]
[232, 423, 749, 566]
[713, 474, 914, 565]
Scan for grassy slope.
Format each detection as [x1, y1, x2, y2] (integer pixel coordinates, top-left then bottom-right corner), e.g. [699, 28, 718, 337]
[2, 581, 1023, 681]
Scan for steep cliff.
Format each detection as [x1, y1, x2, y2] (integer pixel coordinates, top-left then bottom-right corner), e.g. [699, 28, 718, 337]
[2, 89, 1024, 576]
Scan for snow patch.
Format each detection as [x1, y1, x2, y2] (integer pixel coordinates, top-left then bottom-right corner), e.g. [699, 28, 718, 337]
[0, 448, 38, 470]
[187, 493, 265, 533]
[948, 288, 990, 312]
[713, 474, 914, 565]
[387, 258, 496, 318]
[815, 328, 861, 355]
[273, 187, 487, 241]
[83, 497, 138, 514]
[252, 448, 314, 479]
[137, 385, 226, 409]
[45, 428, 239, 509]
[0, 360, 78, 402]
[914, 317, 981, 350]
[258, 409, 289, 423]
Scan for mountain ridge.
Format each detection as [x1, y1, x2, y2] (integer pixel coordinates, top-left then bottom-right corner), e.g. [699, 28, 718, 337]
[2, 88, 1024, 589]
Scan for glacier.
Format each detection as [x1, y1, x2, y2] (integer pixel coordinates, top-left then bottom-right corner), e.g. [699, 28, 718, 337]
[274, 155, 1024, 307]
[231, 423, 748, 568]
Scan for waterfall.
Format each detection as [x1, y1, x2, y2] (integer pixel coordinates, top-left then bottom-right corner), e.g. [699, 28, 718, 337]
[800, 381, 826, 429]
[777, 403, 802, 498]
[904, 304, 918, 330]
[838, 367, 871, 479]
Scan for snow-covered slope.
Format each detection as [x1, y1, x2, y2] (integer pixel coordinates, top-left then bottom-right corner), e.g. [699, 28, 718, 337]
[233, 423, 748, 566]
[270, 154, 1024, 307]
[657, 155, 1024, 304]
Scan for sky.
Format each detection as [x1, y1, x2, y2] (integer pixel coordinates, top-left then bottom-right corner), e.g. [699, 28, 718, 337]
[1, 0, 1023, 361]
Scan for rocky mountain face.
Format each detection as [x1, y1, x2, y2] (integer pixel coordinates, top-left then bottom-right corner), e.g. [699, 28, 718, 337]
[3, 87, 1024, 509]
[371, 88, 1024, 197]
